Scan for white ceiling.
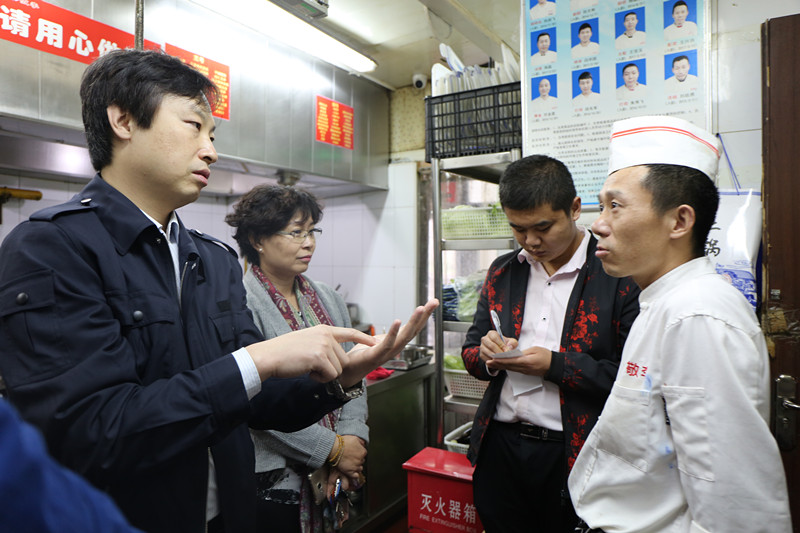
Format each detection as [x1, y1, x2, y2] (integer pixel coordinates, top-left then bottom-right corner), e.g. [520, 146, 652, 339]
[313, 0, 522, 90]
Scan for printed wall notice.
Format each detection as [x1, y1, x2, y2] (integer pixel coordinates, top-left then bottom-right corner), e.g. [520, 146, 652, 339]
[523, 0, 708, 204]
[166, 44, 231, 121]
[0, 0, 159, 63]
[315, 96, 354, 150]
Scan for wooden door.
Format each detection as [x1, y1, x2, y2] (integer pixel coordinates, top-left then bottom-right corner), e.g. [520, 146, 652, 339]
[762, 12, 800, 532]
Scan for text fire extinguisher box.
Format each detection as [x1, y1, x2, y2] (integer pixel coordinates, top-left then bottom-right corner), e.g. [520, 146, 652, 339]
[402, 447, 484, 532]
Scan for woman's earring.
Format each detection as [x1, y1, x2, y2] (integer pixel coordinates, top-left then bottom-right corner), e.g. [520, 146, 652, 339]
[258, 248, 263, 252]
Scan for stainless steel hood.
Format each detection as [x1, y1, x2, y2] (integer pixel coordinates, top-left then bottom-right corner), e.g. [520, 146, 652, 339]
[0, 115, 386, 199]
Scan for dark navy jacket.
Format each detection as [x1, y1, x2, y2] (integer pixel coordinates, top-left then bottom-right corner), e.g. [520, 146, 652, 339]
[0, 175, 342, 533]
[462, 235, 640, 470]
[0, 398, 143, 533]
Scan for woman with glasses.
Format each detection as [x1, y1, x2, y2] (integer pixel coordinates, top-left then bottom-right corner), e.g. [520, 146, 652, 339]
[226, 185, 368, 533]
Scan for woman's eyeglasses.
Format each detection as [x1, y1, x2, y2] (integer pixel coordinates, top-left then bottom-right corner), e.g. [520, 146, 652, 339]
[275, 228, 323, 243]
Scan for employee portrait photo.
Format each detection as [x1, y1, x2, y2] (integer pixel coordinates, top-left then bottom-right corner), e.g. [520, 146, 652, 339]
[571, 19, 600, 59]
[531, 29, 558, 67]
[615, 8, 646, 49]
[572, 67, 600, 106]
[531, 74, 559, 112]
[664, 50, 700, 94]
[616, 60, 647, 100]
[664, 0, 698, 40]
[530, 0, 557, 21]
[570, 0, 598, 10]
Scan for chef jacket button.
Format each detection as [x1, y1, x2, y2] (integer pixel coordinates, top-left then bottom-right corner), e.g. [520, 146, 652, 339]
[132, 310, 144, 322]
[16, 292, 29, 305]
[81, 198, 91, 204]
[313, 393, 320, 400]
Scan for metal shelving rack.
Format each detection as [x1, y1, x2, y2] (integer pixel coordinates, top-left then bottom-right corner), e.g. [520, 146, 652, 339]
[432, 149, 521, 446]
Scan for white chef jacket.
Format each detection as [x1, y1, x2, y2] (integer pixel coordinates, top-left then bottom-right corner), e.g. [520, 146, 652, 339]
[573, 92, 600, 106]
[665, 74, 699, 95]
[664, 21, 698, 40]
[568, 258, 791, 533]
[530, 2, 556, 20]
[531, 50, 557, 66]
[616, 83, 646, 100]
[531, 96, 558, 112]
[615, 31, 646, 49]
[572, 42, 600, 58]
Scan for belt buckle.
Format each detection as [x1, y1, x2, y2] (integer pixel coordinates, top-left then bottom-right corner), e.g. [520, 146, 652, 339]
[520, 422, 542, 440]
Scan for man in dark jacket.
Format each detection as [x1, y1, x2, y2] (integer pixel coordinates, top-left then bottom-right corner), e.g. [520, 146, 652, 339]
[462, 155, 639, 532]
[0, 49, 436, 533]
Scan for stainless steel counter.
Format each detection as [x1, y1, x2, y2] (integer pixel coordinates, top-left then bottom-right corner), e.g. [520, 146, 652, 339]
[344, 362, 436, 532]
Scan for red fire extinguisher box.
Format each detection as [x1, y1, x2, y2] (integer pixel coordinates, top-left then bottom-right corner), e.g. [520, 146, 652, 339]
[402, 447, 483, 533]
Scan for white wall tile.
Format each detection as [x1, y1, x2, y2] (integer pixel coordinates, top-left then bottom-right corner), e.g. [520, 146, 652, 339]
[358, 265, 396, 331]
[387, 161, 419, 208]
[331, 207, 364, 267]
[715, 27, 763, 133]
[305, 263, 334, 287]
[393, 266, 418, 317]
[716, 0, 800, 34]
[360, 189, 390, 210]
[716, 129, 763, 191]
[328, 265, 364, 307]
[392, 206, 418, 269]
[363, 206, 396, 268]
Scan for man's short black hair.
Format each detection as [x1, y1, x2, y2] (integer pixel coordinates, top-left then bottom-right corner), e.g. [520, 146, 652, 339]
[673, 1, 688, 12]
[672, 54, 690, 67]
[537, 32, 551, 42]
[622, 63, 638, 74]
[641, 164, 719, 258]
[226, 185, 324, 266]
[80, 48, 220, 171]
[579, 22, 592, 32]
[624, 11, 637, 20]
[578, 71, 593, 81]
[499, 155, 576, 215]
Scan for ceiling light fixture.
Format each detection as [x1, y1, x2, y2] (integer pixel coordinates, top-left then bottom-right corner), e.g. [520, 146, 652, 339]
[189, 0, 377, 73]
[262, 1, 377, 73]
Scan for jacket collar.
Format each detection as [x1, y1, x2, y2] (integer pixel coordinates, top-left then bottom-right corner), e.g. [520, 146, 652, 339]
[78, 174, 180, 255]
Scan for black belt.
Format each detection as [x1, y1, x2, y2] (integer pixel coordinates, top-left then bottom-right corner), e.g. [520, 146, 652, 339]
[494, 420, 564, 442]
[574, 520, 605, 532]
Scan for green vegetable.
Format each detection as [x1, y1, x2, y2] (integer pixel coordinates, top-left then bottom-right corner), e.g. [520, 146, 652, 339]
[444, 354, 466, 370]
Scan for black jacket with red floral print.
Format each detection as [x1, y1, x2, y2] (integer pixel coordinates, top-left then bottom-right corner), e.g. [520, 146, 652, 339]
[462, 234, 640, 471]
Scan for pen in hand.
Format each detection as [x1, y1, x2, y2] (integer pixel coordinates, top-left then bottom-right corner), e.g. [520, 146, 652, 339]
[490, 309, 505, 343]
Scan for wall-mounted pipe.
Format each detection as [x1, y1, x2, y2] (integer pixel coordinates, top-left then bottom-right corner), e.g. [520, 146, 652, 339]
[0, 187, 42, 224]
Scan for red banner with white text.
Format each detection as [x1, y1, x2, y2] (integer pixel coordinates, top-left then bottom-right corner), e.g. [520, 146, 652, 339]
[0, 0, 159, 63]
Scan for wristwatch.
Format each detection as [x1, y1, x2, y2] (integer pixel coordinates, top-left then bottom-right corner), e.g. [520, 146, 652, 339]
[325, 378, 364, 401]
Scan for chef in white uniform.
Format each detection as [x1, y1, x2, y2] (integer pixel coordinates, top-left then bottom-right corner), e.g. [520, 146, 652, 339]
[568, 115, 791, 533]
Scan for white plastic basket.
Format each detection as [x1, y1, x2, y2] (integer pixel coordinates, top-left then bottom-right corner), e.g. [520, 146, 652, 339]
[441, 206, 511, 239]
[443, 369, 489, 400]
[444, 421, 473, 454]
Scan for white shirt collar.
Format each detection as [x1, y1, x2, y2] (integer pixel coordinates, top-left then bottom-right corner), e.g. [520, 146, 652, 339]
[517, 226, 590, 277]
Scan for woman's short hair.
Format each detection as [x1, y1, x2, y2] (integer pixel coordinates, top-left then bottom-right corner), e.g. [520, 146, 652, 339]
[226, 185, 323, 265]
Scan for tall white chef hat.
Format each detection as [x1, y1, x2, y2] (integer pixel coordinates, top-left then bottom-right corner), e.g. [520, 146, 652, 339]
[607, 115, 721, 184]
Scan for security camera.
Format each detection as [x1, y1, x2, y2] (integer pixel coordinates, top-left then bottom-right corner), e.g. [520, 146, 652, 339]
[412, 73, 427, 90]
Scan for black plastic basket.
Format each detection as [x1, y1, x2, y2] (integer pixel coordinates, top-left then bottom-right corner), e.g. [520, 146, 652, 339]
[425, 81, 522, 162]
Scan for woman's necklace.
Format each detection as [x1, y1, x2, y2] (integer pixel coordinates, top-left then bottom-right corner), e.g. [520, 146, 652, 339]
[288, 288, 307, 327]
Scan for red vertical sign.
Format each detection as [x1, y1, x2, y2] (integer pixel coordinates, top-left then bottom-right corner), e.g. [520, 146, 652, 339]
[165, 44, 230, 121]
[315, 95, 354, 150]
[0, 0, 159, 64]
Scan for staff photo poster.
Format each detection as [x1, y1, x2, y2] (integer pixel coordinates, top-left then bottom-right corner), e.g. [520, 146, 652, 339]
[523, 0, 708, 204]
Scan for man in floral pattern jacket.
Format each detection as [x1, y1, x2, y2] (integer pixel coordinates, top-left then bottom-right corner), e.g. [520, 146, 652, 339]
[461, 155, 640, 533]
